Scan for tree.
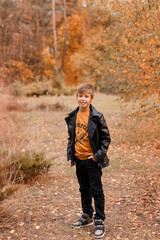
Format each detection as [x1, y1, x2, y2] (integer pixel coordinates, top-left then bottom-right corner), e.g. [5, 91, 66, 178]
[61, 0, 68, 70]
[66, 0, 160, 101]
[52, 0, 58, 69]
[109, 0, 160, 100]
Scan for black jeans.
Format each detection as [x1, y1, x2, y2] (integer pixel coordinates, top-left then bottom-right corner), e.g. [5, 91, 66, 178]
[75, 158, 105, 221]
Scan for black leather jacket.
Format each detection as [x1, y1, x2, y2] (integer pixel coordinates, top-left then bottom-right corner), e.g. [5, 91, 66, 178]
[65, 104, 111, 169]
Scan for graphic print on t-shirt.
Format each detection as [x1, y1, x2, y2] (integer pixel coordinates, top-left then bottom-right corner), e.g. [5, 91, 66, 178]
[74, 110, 93, 160]
[75, 123, 88, 145]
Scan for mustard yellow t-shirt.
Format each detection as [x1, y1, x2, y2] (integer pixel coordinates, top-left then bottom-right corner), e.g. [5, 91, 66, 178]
[74, 109, 93, 160]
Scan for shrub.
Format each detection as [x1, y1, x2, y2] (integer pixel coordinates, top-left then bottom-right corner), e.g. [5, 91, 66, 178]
[11, 81, 49, 97]
[10, 151, 52, 184]
[0, 185, 20, 202]
[51, 102, 65, 111]
[63, 87, 75, 96]
[11, 81, 26, 96]
[0, 150, 52, 202]
[11, 78, 75, 97]
[36, 102, 65, 111]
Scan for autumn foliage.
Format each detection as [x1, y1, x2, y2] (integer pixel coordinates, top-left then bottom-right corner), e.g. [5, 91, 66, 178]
[110, 0, 160, 100]
[0, 0, 159, 102]
[65, 0, 160, 101]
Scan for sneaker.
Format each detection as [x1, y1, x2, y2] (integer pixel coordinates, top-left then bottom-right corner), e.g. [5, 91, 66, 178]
[71, 213, 93, 228]
[94, 219, 105, 238]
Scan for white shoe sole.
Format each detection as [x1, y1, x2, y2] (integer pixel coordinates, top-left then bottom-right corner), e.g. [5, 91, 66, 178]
[94, 232, 105, 239]
[72, 221, 93, 228]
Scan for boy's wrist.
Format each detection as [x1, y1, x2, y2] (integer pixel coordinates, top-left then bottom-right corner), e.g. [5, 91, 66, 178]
[92, 157, 98, 162]
[88, 155, 98, 163]
[68, 159, 74, 166]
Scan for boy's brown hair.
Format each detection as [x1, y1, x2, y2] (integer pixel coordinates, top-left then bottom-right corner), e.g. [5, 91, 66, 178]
[76, 83, 94, 99]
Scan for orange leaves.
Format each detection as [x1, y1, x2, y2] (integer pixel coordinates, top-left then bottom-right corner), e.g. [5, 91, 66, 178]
[4, 60, 34, 83]
[108, 0, 160, 100]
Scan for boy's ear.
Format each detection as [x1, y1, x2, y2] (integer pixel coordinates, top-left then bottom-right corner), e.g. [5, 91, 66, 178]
[91, 96, 94, 102]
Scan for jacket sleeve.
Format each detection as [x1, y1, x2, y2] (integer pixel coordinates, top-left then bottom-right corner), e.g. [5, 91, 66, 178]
[67, 136, 72, 161]
[93, 114, 111, 162]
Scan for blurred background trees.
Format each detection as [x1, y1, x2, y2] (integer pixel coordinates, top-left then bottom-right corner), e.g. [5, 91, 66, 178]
[0, 0, 159, 101]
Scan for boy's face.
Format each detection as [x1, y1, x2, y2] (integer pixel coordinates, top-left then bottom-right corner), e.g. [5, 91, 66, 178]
[76, 91, 93, 111]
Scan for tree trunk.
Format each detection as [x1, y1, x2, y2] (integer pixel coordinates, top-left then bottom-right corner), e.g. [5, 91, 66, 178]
[61, 0, 68, 70]
[36, 0, 40, 59]
[82, 1, 87, 41]
[52, 0, 58, 69]
[19, 20, 23, 61]
[0, 26, 4, 61]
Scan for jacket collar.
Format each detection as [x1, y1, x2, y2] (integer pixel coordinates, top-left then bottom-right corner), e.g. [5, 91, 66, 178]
[90, 104, 101, 118]
[67, 104, 101, 119]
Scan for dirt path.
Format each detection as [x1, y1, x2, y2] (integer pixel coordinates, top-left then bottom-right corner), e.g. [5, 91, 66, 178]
[0, 93, 159, 240]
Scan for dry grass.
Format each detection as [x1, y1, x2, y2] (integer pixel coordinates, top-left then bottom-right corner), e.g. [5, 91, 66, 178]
[0, 93, 18, 144]
[0, 93, 159, 240]
[0, 147, 52, 202]
[116, 115, 160, 146]
[1, 92, 159, 163]
[97, 94, 160, 146]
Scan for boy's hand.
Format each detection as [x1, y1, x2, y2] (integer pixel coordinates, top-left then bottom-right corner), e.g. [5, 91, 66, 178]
[69, 160, 74, 167]
[88, 156, 98, 162]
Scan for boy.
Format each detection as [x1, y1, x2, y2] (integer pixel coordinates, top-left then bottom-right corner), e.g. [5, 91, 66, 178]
[65, 83, 111, 239]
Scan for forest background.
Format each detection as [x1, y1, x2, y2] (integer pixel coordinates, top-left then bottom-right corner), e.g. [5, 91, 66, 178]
[0, 0, 159, 102]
